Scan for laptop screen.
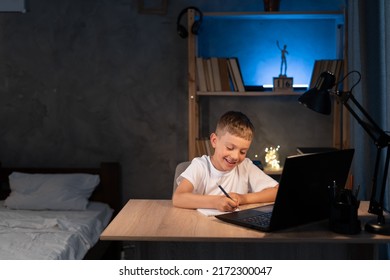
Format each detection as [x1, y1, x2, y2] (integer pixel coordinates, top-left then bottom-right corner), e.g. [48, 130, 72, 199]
[269, 148, 355, 230]
[216, 149, 355, 232]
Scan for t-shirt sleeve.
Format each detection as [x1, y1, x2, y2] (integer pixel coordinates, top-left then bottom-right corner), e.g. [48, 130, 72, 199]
[176, 157, 208, 194]
[246, 159, 278, 193]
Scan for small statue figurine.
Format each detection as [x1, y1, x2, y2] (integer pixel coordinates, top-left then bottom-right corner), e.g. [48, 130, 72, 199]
[277, 40, 288, 76]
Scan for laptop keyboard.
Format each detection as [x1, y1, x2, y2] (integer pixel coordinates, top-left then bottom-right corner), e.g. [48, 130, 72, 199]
[241, 212, 272, 228]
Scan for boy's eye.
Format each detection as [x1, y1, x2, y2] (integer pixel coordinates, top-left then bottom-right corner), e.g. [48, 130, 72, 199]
[227, 146, 234, 150]
[240, 151, 247, 155]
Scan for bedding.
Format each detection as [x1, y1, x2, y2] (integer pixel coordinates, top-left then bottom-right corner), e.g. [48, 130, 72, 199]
[0, 162, 122, 260]
[5, 172, 100, 210]
[0, 201, 113, 259]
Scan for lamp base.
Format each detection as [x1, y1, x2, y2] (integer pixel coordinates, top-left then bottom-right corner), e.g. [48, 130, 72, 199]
[365, 219, 390, 235]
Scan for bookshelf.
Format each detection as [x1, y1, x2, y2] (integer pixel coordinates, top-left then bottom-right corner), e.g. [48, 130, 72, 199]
[197, 91, 302, 97]
[186, 9, 347, 160]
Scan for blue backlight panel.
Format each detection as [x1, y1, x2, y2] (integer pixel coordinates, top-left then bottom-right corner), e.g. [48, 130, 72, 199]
[197, 16, 343, 87]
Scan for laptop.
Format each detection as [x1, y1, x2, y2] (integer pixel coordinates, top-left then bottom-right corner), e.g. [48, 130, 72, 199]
[296, 147, 338, 154]
[216, 149, 355, 232]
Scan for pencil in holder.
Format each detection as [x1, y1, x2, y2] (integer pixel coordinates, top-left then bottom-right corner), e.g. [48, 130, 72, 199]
[329, 184, 361, 234]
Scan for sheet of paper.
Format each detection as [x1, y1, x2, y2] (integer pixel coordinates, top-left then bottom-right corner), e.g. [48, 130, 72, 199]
[197, 208, 239, 216]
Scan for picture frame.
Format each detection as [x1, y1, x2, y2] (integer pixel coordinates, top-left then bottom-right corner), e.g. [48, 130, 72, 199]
[138, 0, 168, 15]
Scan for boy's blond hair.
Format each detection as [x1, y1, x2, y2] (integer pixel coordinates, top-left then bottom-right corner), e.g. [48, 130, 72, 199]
[215, 111, 254, 141]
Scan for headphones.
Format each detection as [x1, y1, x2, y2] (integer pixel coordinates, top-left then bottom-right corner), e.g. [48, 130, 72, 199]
[176, 6, 203, 38]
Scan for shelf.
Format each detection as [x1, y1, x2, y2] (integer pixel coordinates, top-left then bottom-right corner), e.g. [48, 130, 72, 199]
[197, 91, 303, 97]
[264, 167, 283, 175]
[187, 9, 346, 160]
[203, 11, 344, 22]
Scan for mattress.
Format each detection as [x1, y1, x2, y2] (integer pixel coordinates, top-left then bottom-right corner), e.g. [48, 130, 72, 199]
[0, 201, 113, 260]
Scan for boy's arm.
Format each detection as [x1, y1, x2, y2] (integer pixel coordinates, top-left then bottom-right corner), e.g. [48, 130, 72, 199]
[230, 184, 279, 205]
[172, 178, 238, 212]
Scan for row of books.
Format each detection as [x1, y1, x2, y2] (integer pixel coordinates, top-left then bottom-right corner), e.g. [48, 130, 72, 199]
[310, 59, 344, 89]
[195, 138, 214, 157]
[196, 57, 245, 92]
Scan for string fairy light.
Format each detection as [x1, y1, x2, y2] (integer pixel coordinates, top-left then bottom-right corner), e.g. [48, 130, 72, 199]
[265, 145, 281, 170]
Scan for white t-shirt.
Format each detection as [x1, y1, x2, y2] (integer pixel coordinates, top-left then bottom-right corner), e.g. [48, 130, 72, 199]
[177, 155, 278, 195]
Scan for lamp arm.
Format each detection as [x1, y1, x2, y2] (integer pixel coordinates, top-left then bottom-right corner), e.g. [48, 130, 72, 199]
[378, 147, 390, 211]
[299, 70, 390, 233]
[336, 90, 390, 148]
[369, 146, 390, 218]
[336, 90, 390, 220]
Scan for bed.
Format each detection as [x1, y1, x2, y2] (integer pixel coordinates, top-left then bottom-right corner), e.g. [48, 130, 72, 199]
[0, 162, 122, 260]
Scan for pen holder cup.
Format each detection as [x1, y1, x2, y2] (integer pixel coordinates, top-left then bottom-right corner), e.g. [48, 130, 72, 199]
[329, 189, 361, 234]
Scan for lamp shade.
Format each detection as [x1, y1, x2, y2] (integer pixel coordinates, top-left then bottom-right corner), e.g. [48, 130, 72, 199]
[298, 71, 336, 115]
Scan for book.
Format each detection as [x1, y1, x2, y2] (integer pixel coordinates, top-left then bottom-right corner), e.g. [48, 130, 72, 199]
[203, 58, 212, 91]
[228, 57, 245, 92]
[204, 138, 214, 156]
[218, 58, 232, 91]
[310, 60, 321, 88]
[226, 58, 238, 91]
[310, 59, 343, 89]
[196, 57, 207, 92]
[195, 139, 205, 157]
[205, 58, 215, 91]
[195, 138, 213, 157]
[210, 57, 222, 91]
[196, 56, 245, 92]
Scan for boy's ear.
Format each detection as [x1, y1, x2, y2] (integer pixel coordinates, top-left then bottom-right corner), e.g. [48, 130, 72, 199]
[210, 133, 217, 148]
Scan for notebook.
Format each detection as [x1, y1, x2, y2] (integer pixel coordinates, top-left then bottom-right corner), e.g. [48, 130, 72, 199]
[215, 149, 355, 232]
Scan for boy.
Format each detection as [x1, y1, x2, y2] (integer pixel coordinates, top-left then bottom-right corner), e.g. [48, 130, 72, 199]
[172, 111, 279, 212]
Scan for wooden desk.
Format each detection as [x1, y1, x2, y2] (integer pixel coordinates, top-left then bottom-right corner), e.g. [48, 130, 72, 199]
[100, 200, 390, 259]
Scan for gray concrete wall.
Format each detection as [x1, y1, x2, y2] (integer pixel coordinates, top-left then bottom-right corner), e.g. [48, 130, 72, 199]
[0, 0, 342, 205]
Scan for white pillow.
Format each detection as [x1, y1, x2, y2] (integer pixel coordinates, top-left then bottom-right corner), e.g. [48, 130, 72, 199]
[4, 172, 100, 210]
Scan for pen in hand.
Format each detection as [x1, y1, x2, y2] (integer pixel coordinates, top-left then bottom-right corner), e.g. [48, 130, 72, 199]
[218, 185, 239, 211]
[218, 185, 234, 201]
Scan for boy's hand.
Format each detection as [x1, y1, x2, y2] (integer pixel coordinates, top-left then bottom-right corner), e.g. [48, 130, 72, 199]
[229, 192, 244, 205]
[216, 196, 239, 212]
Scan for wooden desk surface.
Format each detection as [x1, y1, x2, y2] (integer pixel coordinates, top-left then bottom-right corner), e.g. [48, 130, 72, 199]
[100, 199, 390, 243]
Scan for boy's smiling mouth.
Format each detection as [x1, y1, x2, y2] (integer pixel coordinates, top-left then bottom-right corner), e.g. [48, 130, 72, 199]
[224, 157, 237, 165]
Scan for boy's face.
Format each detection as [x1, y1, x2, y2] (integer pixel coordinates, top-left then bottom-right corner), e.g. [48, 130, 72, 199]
[210, 131, 251, 172]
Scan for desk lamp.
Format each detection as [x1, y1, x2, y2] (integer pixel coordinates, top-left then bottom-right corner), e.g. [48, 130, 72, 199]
[298, 70, 390, 235]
